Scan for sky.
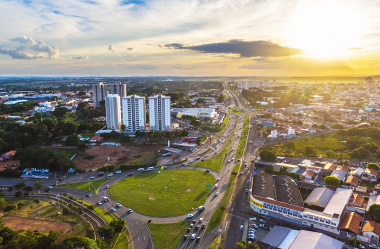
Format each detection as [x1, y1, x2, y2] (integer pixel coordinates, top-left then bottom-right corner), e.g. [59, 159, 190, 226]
[0, 0, 380, 77]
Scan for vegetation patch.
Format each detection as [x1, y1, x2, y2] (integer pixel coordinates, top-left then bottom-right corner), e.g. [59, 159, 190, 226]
[203, 115, 229, 133]
[58, 178, 110, 193]
[147, 221, 188, 249]
[236, 114, 250, 159]
[109, 169, 214, 217]
[206, 162, 240, 234]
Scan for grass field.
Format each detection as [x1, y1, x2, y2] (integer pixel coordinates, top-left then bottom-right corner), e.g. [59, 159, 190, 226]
[5, 198, 91, 238]
[235, 114, 250, 159]
[191, 120, 236, 172]
[79, 200, 115, 224]
[206, 162, 240, 234]
[208, 237, 219, 249]
[58, 178, 110, 193]
[114, 230, 130, 249]
[109, 169, 215, 217]
[148, 221, 188, 249]
[228, 109, 245, 114]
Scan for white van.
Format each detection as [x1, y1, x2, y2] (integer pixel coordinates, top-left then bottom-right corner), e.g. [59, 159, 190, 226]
[138, 168, 145, 172]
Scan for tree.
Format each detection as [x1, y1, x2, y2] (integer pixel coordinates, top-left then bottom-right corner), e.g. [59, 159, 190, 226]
[110, 219, 125, 233]
[259, 150, 276, 162]
[289, 172, 301, 181]
[78, 143, 89, 153]
[14, 182, 26, 190]
[246, 242, 260, 249]
[324, 176, 340, 187]
[57, 236, 99, 249]
[263, 165, 274, 174]
[34, 182, 44, 190]
[65, 135, 80, 146]
[34, 199, 40, 207]
[98, 225, 115, 242]
[325, 150, 337, 158]
[14, 191, 22, 197]
[62, 207, 71, 215]
[348, 237, 361, 247]
[304, 146, 316, 156]
[23, 186, 33, 192]
[53, 107, 70, 118]
[367, 163, 380, 171]
[350, 147, 371, 160]
[236, 240, 246, 249]
[368, 204, 380, 222]
[0, 198, 7, 209]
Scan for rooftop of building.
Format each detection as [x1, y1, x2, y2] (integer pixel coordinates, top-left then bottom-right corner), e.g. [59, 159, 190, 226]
[362, 221, 380, 237]
[337, 212, 362, 235]
[323, 188, 353, 217]
[288, 230, 344, 249]
[252, 173, 303, 207]
[304, 187, 334, 208]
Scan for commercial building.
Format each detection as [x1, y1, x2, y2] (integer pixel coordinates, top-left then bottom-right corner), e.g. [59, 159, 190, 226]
[261, 226, 344, 249]
[176, 108, 216, 119]
[121, 95, 146, 133]
[92, 82, 107, 108]
[148, 95, 171, 131]
[109, 82, 127, 97]
[105, 94, 121, 130]
[250, 173, 353, 234]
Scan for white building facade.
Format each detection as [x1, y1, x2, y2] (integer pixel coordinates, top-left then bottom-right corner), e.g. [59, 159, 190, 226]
[105, 94, 121, 130]
[121, 95, 146, 133]
[148, 95, 171, 131]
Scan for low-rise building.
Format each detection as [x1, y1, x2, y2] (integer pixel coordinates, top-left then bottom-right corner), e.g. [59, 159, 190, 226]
[362, 221, 380, 243]
[363, 168, 379, 182]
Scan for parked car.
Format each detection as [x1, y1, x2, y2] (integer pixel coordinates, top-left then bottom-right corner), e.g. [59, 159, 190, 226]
[252, 224, 258, 229]
[97, 201, 103, 205]
[240, 225, 244, 230]
[147, 167, 154, 171]
[90, 176, 95, 179]
[258, 219, 265, 224]
[128, 173, 133, 176]
[138, 168, 145, 172]
[108, 173, 113, 177]
[115, 170, 121, 174]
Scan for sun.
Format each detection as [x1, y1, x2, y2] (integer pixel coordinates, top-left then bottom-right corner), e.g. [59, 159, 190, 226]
[287, 0, 366, 59]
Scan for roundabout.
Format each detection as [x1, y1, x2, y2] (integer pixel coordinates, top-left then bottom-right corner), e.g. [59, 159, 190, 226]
[109, 169, 215, 217]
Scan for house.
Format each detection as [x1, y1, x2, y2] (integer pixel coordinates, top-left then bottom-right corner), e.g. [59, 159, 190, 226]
[349, 194, 365, 207]
[351, 167, 365, 177]
[0, 150, 17, 161]
[89, 136, 104, 143]
[331, 169, 347, 181]
[343, 175, 359, 188]
[337, 212, 363, 235]
[362, 168, 379, 182]
[362, 221, 380, 243]
[302, 170, 318, 183]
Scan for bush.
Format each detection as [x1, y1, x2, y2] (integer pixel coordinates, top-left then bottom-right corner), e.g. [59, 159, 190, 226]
[14, 182, 26, 189]
[259, 150, 276, 162]
[23, 186, 33, 191]
[367, 163, 380, 171]
[324, 176, 340, 187]
[14, 191, 22, 197]
[4, 204, 18, 212]
[62, 207, 71, 215]
[97, 164, 116, 172]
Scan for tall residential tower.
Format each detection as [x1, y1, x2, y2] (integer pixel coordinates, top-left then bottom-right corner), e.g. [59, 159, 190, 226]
[148, 95, 171, 131]
[105, 94, 121, 130]
[92, 82, 107, 108]
[109, 82, 127, 97]
[121, 95, 146, 133]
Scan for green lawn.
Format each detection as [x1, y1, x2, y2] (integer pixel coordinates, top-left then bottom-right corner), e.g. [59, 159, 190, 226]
[208, 237, 219, 249]
[147, 221, 188, 249]
[235, 114, 250, 159]
[114, 230, 130, 249]
[191, 120, 236, 172]
[109, 169, 215, 217]
[58, 178, 110, 193]
[206, 162, 240, 234]
[228, 109, 245, 114]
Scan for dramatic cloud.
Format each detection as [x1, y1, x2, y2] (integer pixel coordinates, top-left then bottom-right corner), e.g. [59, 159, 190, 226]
[71, 55, 88, 60]
[164, 40, 302, 58]
[108, 44, 116, 52]
[0, 36, 59, 59]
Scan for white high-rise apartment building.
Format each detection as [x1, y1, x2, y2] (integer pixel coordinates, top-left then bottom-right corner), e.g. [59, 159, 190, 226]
[105, 94, 121, 130]
[92, 82, 107, 108]
[121, 95, 146, 133]
[109, 82, 127, 97]
[148, 95, 171, 131]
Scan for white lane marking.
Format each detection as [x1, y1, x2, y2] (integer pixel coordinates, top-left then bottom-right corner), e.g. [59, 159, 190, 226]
[136, 221, 139, 225]
[138, 237, 140, 241]
[144, 236, 146, 240]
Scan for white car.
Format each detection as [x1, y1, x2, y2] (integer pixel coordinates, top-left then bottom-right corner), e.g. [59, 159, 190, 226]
[97, 201, 103, 205]
[138, 168, 145, 172]
[90, 176, 95, 179]
[147, 167, 154, 171]
[186, 214, 194, 219]
[115, 170, 121, 174]
[215, 192, 219, 196]
[128, 208, 133, 213]
[240, 225, 244, 230]
[191, 233, 196, 240]
[110, 207, 116, 212]
[108, 173, 113, 177]
[116, 203, 122, 208]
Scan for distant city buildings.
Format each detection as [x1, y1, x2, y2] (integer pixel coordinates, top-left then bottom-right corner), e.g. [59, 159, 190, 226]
[148, 95, 171, 131]
[105, 94, 121, 130]
[109, 82, 127, 97]
[92, 82, 108, 108]
[121, 95, 146, 133]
